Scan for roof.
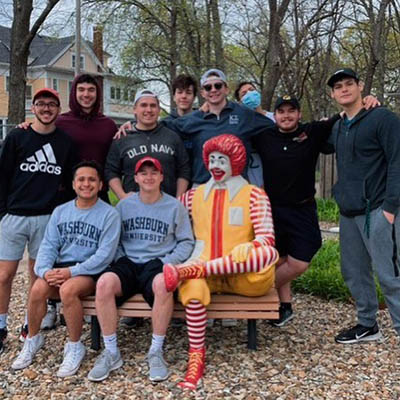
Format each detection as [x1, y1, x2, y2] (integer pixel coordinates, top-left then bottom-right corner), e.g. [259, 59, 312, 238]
[0, 25, 109, 68]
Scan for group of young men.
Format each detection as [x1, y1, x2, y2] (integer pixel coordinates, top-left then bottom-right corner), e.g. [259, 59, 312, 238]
[0, 65, 399, 391]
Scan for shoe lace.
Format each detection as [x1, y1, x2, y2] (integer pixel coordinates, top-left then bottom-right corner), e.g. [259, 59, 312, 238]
[18, 340, 35, 363]
[185, 350, 203, 381]
[94, 350, 112, 368]
[148, 352, 165, 368]
[60, 344, 80, 370]
[180, 265, 204, 279]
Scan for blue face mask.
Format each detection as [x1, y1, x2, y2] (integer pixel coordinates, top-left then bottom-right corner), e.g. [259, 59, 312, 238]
[242, 90, 261, 110]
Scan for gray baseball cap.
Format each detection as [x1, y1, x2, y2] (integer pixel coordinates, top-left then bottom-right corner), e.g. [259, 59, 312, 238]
[134, 89, 159, 105]
[200, 69, 227, 87]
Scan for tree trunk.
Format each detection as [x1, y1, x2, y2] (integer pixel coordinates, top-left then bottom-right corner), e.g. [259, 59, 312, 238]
[169, 0, 178, 107]
[8, 0, 60, 126]
[8, 0, 32, 125]
[363, 0, 391, 95]
[262, 0, 291, 110]
[210, 0, 224, 70]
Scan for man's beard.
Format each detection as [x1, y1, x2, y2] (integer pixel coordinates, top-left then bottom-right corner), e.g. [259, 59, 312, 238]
[35, 112, 58, 126]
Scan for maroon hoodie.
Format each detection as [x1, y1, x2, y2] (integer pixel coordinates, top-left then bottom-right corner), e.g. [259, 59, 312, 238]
[56, 75, 117, 167]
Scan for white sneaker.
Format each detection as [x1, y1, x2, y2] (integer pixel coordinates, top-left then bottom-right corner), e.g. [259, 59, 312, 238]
[41, 304, 57, 330]
[12, 334, 44, 370]
[57, 341, 86, 377]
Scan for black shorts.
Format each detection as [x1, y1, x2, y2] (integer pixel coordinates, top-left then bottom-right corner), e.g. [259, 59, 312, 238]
[101, 257, 163, 307]
[272, 201, 322, 263]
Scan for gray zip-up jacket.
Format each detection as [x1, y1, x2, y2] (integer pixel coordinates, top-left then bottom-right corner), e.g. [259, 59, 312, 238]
[329, 107, 400, 216]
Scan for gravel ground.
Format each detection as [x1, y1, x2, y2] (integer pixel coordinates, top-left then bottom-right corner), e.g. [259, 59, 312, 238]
[1, 267, 399, 400]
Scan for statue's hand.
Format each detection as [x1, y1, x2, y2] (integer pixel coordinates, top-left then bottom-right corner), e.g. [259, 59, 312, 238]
[230, 242, 254, 263]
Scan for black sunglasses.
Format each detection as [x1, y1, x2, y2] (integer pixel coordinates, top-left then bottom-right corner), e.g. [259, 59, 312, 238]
[203, 82, 224, 92]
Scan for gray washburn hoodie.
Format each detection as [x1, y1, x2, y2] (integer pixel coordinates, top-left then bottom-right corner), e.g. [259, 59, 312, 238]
[329, 106, 400, 217]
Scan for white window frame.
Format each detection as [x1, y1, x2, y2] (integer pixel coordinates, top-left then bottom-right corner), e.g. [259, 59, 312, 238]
[52, 78, 58, 91]
[25, 85, 33, 109]
[71, 53, 86, 70]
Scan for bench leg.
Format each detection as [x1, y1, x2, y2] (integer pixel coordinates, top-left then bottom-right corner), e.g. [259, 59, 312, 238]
[247, 319, 257, 350]
[91, 315, 101, 351]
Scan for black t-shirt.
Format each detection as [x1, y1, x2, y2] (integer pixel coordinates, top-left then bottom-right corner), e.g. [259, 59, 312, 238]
[252, 116, 339, 206]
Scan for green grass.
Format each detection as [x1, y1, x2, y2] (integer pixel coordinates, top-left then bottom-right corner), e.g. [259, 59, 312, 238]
[108, 190, 119, 206]
[293, 239, 385, 304]
[316, 197, 339, 223]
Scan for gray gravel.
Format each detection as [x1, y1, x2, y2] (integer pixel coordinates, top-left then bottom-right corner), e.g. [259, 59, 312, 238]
[1, 268, 399, 399]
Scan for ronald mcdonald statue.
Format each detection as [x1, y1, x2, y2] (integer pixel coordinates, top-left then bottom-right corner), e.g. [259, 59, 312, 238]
[163, 134, 279, 390]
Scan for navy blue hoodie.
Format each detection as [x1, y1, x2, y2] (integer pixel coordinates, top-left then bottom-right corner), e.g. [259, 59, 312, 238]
[329, 107, 400, 216]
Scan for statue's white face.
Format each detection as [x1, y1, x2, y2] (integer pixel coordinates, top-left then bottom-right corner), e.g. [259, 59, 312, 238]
[208, 151, 232, 183]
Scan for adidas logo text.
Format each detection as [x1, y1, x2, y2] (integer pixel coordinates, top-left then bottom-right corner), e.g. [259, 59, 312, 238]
[20, 162, 61, 175]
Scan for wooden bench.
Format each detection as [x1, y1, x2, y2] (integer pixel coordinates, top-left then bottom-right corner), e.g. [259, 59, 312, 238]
[81, 289, 279, 351]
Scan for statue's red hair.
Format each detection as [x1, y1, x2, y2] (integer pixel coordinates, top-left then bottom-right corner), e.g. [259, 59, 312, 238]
[203, 134, 247, 176]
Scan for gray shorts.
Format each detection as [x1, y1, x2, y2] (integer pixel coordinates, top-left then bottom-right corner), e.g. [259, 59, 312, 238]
[0, 214, 51, 260]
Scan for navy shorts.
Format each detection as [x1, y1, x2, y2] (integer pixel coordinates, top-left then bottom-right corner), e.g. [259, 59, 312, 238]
[101, 257, 164, 307]
[272, 201, 322, 263]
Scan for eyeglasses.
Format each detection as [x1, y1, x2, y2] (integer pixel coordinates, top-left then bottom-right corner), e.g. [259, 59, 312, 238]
[34, 101, 59, 109]
[203, 82, 224, 92]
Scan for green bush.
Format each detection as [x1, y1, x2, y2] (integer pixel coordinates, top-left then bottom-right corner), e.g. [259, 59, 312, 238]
[292, 239, 384, 304]
[316, 197, 339, 223]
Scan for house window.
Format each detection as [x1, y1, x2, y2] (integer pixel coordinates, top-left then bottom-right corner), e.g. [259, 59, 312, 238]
[25, 85, 33, 109]
[72, 53, 85, 70]
[110, 85, 134, 103]
[52, 78, 58, 91]
[5, 76, 9, 92]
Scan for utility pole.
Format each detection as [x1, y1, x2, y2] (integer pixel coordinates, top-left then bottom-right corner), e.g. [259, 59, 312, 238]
[75, 0, 81, 75]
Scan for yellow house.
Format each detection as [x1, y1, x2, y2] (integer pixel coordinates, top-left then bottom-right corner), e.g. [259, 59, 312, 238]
[0, 25, 134, 138]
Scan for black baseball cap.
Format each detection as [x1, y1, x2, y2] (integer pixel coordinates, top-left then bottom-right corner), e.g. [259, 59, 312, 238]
[327, 68, 359, 87]
[274, 96, 300, 111]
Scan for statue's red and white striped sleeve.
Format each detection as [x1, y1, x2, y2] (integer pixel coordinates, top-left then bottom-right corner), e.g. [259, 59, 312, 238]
[249, 186, 275, 248]
[179, 188, 196, 216]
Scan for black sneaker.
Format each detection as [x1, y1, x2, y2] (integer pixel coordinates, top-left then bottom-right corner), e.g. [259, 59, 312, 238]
[0, 328, 7, 354]
[19, 324, 28, 343]
[335, 323, 382, 344]
[271, 307, 294, 327]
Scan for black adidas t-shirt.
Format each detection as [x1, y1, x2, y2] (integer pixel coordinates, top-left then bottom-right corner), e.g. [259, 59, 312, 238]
[0, 126, 77, 217]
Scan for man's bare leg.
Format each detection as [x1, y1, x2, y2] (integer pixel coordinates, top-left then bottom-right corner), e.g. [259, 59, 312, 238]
[28, 278, 59, 337]
[147, 273, 174, 382]
[274, 256, 309, 326]
[60, 276, 96, 341]
[27, 258, 37, 294]
[151, 273, 173, 336]
[95, 272, 122, 335]
[11, 277, 58, 370]
[0, 260, 19, 314]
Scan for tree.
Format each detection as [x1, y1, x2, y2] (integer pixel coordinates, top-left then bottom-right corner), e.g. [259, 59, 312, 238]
[8, 0, 61, 125]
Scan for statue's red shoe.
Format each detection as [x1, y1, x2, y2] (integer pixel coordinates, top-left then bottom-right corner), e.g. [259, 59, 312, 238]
[178, 347, 205, 390]
[163, 264, 179, 292]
